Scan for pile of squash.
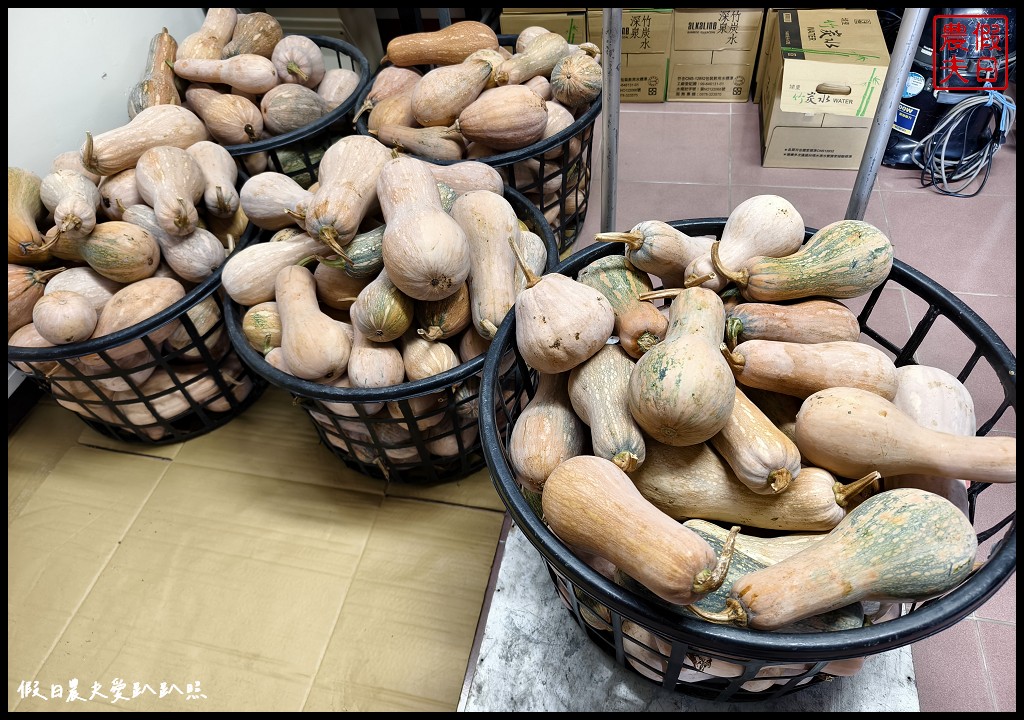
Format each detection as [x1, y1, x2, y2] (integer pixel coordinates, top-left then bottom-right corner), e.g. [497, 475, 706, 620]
[503, 195, 1016, 689]
[223, 133, 550, 467]
[356, 21, 602, 248]
[126, 9, 363, 181]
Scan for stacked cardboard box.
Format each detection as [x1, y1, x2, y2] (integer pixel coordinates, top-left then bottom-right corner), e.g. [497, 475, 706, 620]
[587, 8, 674, 102]
[500, 8, 588, 45]
[668, 8, 765, 102]
[759, 8, 889, 169]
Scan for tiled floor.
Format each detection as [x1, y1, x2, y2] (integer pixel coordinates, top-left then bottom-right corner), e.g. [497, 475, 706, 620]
[7, 96, 1016, 712]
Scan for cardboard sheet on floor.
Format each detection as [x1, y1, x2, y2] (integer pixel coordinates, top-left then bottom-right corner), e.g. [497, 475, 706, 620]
[173, 387, 386, 497]
[461, 525, 921, 711]
[77, 426, 184, 460]
[385, 467, 506, 513]
[8, 445, 170, 710]
[305, 498, 504, 711]
[8, 400, 90, 524]
[13, 463, 383, 712]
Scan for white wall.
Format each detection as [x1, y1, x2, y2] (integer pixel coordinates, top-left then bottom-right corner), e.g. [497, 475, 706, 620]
[7, 8, 206, 396]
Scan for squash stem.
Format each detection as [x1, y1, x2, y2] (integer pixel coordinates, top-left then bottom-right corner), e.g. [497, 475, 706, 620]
[710, 241, 749, 288]
[637, 288, 682, 302]
[725, 316, 744, 351]
[480, 319, 499, 340]
[683, 272, 716, 289]
[692, 525, 740, 595]
[352, 98, 375, 125]
[244, 124, 258, 143]
[417, 327, 444, 342]
[834, 471, 882, 508]
[612, 451, 640, 473]
[284, 207, 307, 223]
[686, 598, 748, 627]
[318, 227, 352, 264]
[720, 342, 745, 372]
[82, 132, 96, 174]
[594, 230, 643, 250]
[635, 330, 660, 354]
[174, 198, 191, 231]
[215, 186, 230, 214]
[286, 61, 309, 83]
[768, 468, 792, 493]
[31, 266, 68, 285]
[507, 234, 540, 288]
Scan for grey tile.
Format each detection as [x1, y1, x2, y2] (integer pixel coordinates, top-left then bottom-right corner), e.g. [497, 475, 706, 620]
[978, 621, 1017, 712]
[879, 190, 1016, 297]
[911, 619, 994, 712]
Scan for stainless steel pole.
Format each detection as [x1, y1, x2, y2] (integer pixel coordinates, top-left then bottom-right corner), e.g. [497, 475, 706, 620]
[601, 8, 622, 233]
[846, 8, 929, 220]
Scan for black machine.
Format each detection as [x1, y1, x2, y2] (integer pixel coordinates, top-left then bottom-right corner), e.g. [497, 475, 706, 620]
[881, 8, 1016, 197]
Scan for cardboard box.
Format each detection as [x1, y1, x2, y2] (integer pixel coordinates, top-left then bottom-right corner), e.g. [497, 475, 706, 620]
[502, 7, 586, 12]
[667, 47, 758, 102]
[759, 38, 874, 169]
[769, 9, 889, 118]
[586, 9, 674, 54]
[672, 8, 764, 51]
[500, 12, 587, 44]
[753, 8, 781, 103]
[618, 52, 669, 102]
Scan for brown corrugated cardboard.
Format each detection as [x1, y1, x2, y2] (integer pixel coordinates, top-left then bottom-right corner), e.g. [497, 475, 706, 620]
[587, 9, 674, 54]
[672, 8, 764, 51]
[667, 40, 759, 102]
[619, 52, 669, 102]
[753, 8, 781, 103]
[502, 7, 586, 12]
[772, 9, 889, 118]
[500, 12, 588, 44]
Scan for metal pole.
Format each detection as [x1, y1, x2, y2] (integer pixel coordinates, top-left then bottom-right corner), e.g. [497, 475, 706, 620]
[846, 8, 929, 220]
[601, 8, 622, 233]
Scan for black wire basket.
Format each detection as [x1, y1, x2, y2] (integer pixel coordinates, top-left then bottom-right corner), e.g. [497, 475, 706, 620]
[478, 218, 1017, 702]
[352, 34, 600, 255]
[224, 34, 371, 189]
[7, 224, 268, 445]
[224, 185, 559, 485]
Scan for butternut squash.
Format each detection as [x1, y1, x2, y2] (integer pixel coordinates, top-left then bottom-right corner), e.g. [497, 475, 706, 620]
[401, 330, 460, 380]
[595, 220, 712, 290]
[627, 287, 735, 446]
[261, 84, 328, 135]
[631, 439, 881, 531]
[372, 124, 465, 162]
[50, 151, 101, 186]
[577, 254, 667, 359]
[508, 372, 586, 493]
[271, 34, 325, 88]
[726, 298, 861, 349]
[241, 301, 280, 354]
[349, 266, 414, 343]
[376, 155, 471, 302]
[8, 265, 65, 338]
[524, 75, 552, 100]
[80, 221, 161, 283]
[352, 66, 422, 123]
[451, 85, 548, 151]
[39, 170, 102, 245]
[724, 339, 899, 400]
[134, 146, 205, 237]
[710, 387, 802, 494]
[543, 455, 734, 606]
[428, 161, 504, 197]
[8, 167, 46, 264]
[383, 21, 499, 67]
[275, 264, 351, 380]
[186, 140, 239, 219]
[184, 84, 263, 146]
[127, 27, 180, 119]
[549, 53, 603, 109]
[450, 189, 520, 339]
[682, 519, 822, 566]
[700, 488, 977, 630]
[8, 323, 58, 375]
[173, 54, 279, 95]
[509, 238, 613, 374]
[347, 328, 405, 391]
[43, 266, 121, 312]
[221, 12, 282, 59]
[309, 224, 385, 280]
[415, 282, 471, 341]
[121, 205, 225, 283]
[32, 290, 97, 345]
[412, 58, 494, 128]
[367, 90, 417, 133]
[686, 195, 804, 292]
[795, 386, 1016, 484]
[887, 365, 974, 515]
[178, 8, 237, 61]
[311, 260, 372, 311]
[80, 105, 208, 177]
[317, 67, 361, 111]
[515, 26, 551, 54]
[221, 228, 327, 306]
[97, 169, 142, 222]
[90, 276, 186, 360]
[164, 295, 224, 360]
[496, 32, 570, 86]
[569, 344, 646, 472]
[712, 219, 894, 302]
[238, 172, 312, 230]
[305, 135, 392, 255]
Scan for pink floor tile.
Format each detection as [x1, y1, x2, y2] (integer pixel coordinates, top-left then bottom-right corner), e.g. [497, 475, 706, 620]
[843, 286, 914, 358]
[977, 621, 1017, 712]
[620, 100, 732, 114]
[616, 111, 732, 185]
[911, 619, 994, 712]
